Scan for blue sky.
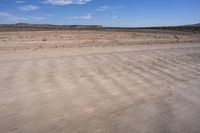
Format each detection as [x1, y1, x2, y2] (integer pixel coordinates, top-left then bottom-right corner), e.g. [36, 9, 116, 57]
[0, 0, 200, 27]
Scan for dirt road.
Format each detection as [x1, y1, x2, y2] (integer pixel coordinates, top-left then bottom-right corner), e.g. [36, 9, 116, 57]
[0, 43, 200, 133]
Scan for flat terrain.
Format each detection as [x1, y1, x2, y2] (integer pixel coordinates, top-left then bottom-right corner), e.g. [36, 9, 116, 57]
[0, 30, 200, 133]
[0, 29, 200, 51]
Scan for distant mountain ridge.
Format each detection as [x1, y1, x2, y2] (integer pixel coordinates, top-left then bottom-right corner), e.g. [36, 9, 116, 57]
[0, 23, 103, 29]
[0, 23, 200, 28]
[0, 23, 200, 33]
[192, 23, 200, 26]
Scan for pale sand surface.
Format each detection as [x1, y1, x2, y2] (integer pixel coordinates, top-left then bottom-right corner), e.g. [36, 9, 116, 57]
[0, 30, 200, 133]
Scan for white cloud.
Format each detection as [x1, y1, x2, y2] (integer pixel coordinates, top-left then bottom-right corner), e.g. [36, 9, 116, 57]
[112, 16, 118, 19]
[70, 14, 92, 20]
[0, 12, 11, 17]
[43, 14, 54, 17]
[96, 6, 123, 12]
[0, 11, 28, 22]
[44, 0, 91, 5]
[31, 16, 45, 20]
[19, 5, 39, 11]
[0, 11, 46, 23]
[16, 1, 25, 4]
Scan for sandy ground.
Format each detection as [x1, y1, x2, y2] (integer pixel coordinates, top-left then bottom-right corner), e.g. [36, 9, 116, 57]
[0, 30, 200, 51]
[0, 30, 200, 133]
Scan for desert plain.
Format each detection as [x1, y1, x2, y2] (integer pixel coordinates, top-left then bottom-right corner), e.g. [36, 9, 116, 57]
[0, 28, 200, 133]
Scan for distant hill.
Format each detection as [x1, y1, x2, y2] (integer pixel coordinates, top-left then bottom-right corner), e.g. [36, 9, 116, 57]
[192, 23, 200, 26]
[0, 23, 200, 32]
[0, 23, 103, 29]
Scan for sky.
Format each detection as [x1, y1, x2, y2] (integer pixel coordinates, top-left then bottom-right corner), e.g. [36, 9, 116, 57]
[0, 0, 200, 27]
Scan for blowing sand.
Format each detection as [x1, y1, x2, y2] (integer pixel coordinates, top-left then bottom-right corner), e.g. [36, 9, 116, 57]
[0, 29, 200, 133]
